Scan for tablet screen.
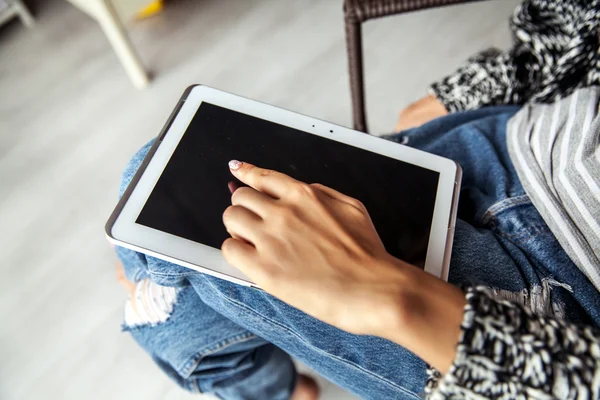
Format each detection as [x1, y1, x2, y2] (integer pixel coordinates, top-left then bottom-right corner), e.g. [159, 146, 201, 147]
[136, 102, 439, 266]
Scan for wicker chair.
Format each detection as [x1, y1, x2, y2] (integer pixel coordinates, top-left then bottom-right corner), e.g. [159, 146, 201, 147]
[343, 0, 483, 133]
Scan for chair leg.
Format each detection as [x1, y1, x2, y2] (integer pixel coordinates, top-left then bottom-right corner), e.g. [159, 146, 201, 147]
[13, 0, 35, 28]
[344, 19, 368, 133]
[96, 0, 150, 89]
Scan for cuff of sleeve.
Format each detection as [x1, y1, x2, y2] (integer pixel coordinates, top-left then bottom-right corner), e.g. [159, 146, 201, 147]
[424, 286, 512, 399]
[429, 48, 512, 113]
[429, 84, 464, 114]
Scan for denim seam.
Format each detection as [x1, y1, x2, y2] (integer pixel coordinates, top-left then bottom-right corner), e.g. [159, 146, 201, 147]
[210, 288, 422, 399]
[179, 332, 258, 378]
[480, 195, 531, 225]
[186, 378, 202, 394]
[131, 268, 147, 282]
[485, 212, 553, 243]
[148, 270, 192, 278]
[502, 226, 553, 242]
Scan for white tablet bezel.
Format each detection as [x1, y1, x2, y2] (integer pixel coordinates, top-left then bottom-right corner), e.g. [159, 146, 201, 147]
[109, 85, 460, 287]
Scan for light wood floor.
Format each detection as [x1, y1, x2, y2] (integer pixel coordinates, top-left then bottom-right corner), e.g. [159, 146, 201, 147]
[0, 0, 519, 398]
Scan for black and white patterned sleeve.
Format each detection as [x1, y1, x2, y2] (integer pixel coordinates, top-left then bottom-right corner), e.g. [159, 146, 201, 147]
[430, 49, 518, 113]
[429, 0, 600, 113]
[426, 286, 600, 400]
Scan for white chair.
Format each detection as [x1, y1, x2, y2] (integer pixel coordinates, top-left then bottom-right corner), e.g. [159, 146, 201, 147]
[0, 0, 34, 28]
[66, 0, 152, 89]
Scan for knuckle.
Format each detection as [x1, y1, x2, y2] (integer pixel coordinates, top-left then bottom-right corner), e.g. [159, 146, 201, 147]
[230, 189, 240, 204]
[222, 205, 236, 221]
[221, 240, 239, 263]
[346, 197, 366, 211]
[259, 169, 275, 178]
[221, 238, 233, 255]
[230, 186, 249, 204]
[301, 183, 318, 196]
[348, 207, 366, 220]
[352, 199, 366, 210]
[310, 183, 324, 191]
[289, 182, 315, 199]
[241, 164, 255, 174]
[255, 168, 275, 187]
[237, 164, 255, 180]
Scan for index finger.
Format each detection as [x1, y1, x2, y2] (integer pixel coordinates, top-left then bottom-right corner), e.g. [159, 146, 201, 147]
[228, 160, 297, 199]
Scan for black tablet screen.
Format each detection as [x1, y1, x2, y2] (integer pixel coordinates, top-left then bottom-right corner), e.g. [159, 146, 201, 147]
[136, 102, 439, 266]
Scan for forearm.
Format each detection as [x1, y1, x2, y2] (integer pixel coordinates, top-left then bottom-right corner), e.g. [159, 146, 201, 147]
[371, 267, 600, 399]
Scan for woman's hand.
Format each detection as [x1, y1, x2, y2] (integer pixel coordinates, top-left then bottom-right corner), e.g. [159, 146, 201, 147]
[222, 161, 465, 372]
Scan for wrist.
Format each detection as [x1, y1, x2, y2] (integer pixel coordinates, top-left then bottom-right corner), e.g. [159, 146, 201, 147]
[372, 258, 466, 373]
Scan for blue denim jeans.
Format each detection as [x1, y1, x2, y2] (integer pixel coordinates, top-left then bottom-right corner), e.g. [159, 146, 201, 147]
[115, 107, 600, 400]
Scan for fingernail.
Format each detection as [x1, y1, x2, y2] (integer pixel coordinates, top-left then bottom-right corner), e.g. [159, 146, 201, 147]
[228, 160, 242, 170]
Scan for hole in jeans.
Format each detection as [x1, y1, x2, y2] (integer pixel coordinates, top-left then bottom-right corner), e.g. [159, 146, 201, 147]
[124, 278, 180, 327]
[487, 277, 572, 319]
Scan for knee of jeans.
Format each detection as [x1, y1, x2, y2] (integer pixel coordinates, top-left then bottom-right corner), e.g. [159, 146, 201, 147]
[116, 138, 195, 286]
[115, 245, 150, 283]
[123, 284, 273, 393]
[119, 139, 156, 199]
[151, 340, 295, 398]
[115, 240, 192, 288]
[208, 345, 296, 400]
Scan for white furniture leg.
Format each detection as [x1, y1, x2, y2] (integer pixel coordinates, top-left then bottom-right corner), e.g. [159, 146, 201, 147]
[13, 0, 35, 27]
[0, 0, 34, 28]
[95, 0, 150, 89]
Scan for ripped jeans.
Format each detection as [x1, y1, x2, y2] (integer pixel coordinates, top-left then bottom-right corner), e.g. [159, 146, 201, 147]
[115, 106, 600, 400]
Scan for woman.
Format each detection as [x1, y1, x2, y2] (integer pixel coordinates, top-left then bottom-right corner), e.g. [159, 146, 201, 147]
[116, 0, 600, 398]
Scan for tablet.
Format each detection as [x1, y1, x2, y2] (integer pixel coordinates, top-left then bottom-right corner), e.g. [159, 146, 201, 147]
[106, 85, 462, 287]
